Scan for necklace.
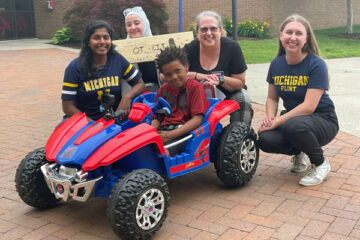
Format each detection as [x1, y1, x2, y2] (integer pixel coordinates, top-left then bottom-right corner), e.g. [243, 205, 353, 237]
[200, 46, 220, 71]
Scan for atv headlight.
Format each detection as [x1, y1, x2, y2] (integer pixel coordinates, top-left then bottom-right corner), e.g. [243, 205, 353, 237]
[75, 170, 88, 183]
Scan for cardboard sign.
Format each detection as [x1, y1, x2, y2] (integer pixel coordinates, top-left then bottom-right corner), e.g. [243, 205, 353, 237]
[113, 31, 194, 63]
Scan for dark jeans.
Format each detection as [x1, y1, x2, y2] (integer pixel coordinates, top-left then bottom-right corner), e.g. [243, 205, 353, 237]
[257, 106, 339, 166]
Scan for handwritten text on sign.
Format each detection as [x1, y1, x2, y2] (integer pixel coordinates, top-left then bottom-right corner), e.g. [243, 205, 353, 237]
[112, 31, 194, 63]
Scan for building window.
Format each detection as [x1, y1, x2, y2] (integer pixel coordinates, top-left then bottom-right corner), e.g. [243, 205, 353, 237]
[0, 0, 35, 40]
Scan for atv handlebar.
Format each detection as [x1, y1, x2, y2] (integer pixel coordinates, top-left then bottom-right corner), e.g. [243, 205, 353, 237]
[133, 93, 172, 117]
[100, 93, 126, 120]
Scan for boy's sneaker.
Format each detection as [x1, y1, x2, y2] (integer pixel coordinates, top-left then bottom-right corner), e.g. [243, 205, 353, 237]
[290, 152, 308, 173]
[299, 157, 331, 186]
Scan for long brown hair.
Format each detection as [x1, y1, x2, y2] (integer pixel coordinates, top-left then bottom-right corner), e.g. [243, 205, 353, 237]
[277, 14, 319, 57]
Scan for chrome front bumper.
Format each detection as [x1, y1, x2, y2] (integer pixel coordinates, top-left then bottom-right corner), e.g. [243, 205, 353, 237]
[40, 163, 102, 202]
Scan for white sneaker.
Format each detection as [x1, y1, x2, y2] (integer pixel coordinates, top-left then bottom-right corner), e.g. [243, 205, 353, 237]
[290, 152, 308, 173]
[299, 157, 331, 186]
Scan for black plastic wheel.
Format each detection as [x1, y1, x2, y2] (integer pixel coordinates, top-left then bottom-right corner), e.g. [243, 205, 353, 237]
[15, 147, 59, 209]
[107, 169, 169, 240]
[214, 122, 259, 187]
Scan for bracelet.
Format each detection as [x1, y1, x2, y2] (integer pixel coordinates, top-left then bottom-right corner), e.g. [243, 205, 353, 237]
[194, 72, 198, 80]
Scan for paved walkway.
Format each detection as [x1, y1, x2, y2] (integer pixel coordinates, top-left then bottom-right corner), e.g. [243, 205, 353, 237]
[0, 42, 360, 240]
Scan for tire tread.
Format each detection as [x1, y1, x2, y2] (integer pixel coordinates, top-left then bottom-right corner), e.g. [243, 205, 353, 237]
[107, 169, 169, 240]
[15, 147, 59, 209]
[214, 122, 259, 187]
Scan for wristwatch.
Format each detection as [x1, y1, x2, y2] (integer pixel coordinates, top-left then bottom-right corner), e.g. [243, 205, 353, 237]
[218, 75, 225, 85]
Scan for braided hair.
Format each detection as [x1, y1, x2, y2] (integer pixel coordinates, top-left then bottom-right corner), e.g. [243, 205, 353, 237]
[155, 46, 188, 73]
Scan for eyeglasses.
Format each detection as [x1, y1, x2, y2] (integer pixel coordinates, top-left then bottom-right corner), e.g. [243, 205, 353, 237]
[198, 26, 220, 33]
[123, 6, 143, 17]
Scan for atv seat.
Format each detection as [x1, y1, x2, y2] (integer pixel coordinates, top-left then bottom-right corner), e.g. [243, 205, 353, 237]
[163, 98, 220, 155]
[137, 92, 223, 157]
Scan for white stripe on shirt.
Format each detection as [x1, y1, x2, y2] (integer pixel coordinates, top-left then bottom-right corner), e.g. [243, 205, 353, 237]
[126, 69, 138, 82]
[62, 90, 77, 95]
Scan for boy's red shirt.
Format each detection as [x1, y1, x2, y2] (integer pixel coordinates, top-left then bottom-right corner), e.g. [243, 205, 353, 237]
[155, 78, 208, 126]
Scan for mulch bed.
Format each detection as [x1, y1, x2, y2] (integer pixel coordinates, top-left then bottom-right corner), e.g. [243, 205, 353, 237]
[48, 41, 81, 49]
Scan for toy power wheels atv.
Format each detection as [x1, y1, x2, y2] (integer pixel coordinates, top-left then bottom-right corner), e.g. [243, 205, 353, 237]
[15, 92, 259, 240]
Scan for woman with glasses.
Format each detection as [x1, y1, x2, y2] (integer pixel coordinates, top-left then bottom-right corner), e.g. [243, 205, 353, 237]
[183, 11, 253, 125]
[123, 6, 160, 92]
[62, 20, 145, 121]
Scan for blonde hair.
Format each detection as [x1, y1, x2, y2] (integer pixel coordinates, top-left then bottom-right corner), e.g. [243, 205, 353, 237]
[277, 14, 319, 57]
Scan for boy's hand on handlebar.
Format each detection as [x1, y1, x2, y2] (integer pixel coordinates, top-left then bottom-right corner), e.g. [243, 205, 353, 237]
[158, 131, 173, 144]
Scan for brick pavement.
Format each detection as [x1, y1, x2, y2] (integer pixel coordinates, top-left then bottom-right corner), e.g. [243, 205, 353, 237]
[1, 48, 360, 240]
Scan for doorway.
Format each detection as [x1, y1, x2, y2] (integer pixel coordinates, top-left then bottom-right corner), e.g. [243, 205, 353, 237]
[0, 0, 35, 40]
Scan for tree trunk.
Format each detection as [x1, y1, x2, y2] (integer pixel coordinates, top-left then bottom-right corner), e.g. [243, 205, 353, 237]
[347, 0, 353, 35]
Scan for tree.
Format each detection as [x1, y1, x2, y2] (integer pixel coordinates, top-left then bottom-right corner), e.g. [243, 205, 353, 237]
[64, 0, 168, 40]
[347, 0, 353, 35]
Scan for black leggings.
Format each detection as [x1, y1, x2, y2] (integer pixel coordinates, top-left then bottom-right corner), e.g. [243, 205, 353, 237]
[257, 106, 339, 166]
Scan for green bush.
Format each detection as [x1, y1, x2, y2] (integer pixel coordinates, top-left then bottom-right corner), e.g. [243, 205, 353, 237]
[64, 0, 169, 40]
[187, 22, 197, 37]
[52, 27, 74, 45]
[188, 18, 270, 39]
[238, 19, 270, 39]
[222, 18, 233, 37]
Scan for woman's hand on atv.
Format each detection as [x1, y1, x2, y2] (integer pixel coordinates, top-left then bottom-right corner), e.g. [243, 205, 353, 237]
[197, 73, 219, 87]
[117, 95, 132, 116]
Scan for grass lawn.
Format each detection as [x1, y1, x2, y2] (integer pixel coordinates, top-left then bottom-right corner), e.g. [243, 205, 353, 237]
[239, 25, 360, 64]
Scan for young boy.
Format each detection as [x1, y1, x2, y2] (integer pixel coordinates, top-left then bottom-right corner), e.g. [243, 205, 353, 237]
[152, 46, 208, 155]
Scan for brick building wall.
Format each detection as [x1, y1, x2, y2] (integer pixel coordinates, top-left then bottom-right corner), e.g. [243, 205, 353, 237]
[162, 0, 272, 33]
[33, 0, 360, 39]
[33, 0, 74, 38]
[271, 0, 360, 33]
